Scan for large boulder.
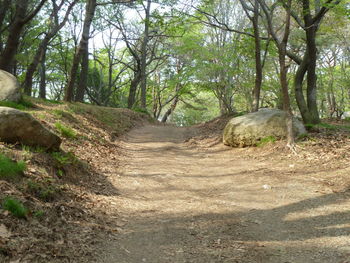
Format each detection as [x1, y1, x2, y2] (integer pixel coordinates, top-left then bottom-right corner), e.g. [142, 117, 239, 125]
[0, 107, 61, 150]
[223, 108, 307, 147]
[0, 70, 21, 103]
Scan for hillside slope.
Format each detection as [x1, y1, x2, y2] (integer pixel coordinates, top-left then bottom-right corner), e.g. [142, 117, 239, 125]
[0, 99, 150, 262]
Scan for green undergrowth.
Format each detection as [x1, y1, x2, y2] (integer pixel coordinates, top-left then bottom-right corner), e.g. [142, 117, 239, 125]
[0, 153, 26, 180]
[51, 109, 67, 118]
[257, 136, 277, 147]
[305, 122, 350, 132]
[26, 97, 63, 106]
[0, 98, 35, 110]
[55, 122, 77, 139]
[132, 107, 151, 116]
[2, 197, 28, 219]
[52, 151, 77, 167]
[68, 102, 152, 134]
[26, 179, 59, 201]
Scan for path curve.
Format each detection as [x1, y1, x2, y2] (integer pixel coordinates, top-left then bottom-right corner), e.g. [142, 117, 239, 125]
[99, 125, 350, 263]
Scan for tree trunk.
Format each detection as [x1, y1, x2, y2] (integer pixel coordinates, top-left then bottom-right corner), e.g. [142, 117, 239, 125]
[294, 53, 313, 123]
[75, 41, 89, 102]
[39, 50, 46, 99]
[279, 0, 294, 147]
[251, 0, 262, 112]
[161, 96, 179, 123]
[305, 27, 320, 124]
[0, 1, 28, 73]
[65, 0, 96, 102]
[23, 38, 49, 95]
[302, 0, 320, 124]
[128, 73, 141, 109]
[239, 0, 263, 112]
[139, 0, 151, 109]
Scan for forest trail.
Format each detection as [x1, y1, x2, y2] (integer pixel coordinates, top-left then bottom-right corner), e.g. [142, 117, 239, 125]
[98, 125, 350, 263]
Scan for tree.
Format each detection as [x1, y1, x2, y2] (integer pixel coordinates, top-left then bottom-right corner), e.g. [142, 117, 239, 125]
[23, 0, 78, 97]
[65, 0, 97, 102]
[0, 0, 48, 73]
[286, 0, 341, 124]
[239, 0, 263, 112]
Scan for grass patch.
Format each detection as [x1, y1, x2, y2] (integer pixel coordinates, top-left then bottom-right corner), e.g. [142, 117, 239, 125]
[52, 151, 77, 167]
[305, 122, 350, 132]
[257, 136, 277, 147]
[51, 109, 66, 118]
[55, 122, 77, 139]
[34, 210, 45, 218]
[44, 99, 62, 104]
[132, 107, 150, 116]
[22, 145, 45, 153]
[2, 197, 28, 219]
[26, 180, 59, 201]
[0, 98, 35, 110]
[0, 153, 26, 179]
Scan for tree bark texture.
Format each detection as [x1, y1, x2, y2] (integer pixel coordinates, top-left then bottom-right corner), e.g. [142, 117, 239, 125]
[75, 40, 89, 102]
[128, 72, 141, 109]
[39, 51, 47, 99]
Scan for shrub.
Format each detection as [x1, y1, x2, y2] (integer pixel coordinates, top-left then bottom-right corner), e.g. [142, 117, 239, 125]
[55, 122, 77, 138]
[2, 197, 28, 219]
[0, 154, 26, 179]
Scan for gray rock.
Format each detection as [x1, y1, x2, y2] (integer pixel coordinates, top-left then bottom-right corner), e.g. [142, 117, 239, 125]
[0, 70, 21, 102]
[0, 107, 61, 150]
[223, 108, 307, 147]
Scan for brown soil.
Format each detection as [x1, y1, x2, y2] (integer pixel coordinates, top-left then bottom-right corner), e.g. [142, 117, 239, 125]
[97, 124, 350, 263]
[1, 105, 349, 263]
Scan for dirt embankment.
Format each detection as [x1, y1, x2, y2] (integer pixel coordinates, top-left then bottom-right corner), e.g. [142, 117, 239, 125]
[1, 105, 349, 263]
[0, 100, 150, 262]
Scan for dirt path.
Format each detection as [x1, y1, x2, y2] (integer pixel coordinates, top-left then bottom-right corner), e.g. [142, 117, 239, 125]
[98, 125, 350, 263]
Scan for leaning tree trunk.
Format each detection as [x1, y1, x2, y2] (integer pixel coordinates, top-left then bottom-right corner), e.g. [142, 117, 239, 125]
[65, 0, 96, 102]
[23, 38, 49, 95]
[161, 96, 179, 123]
